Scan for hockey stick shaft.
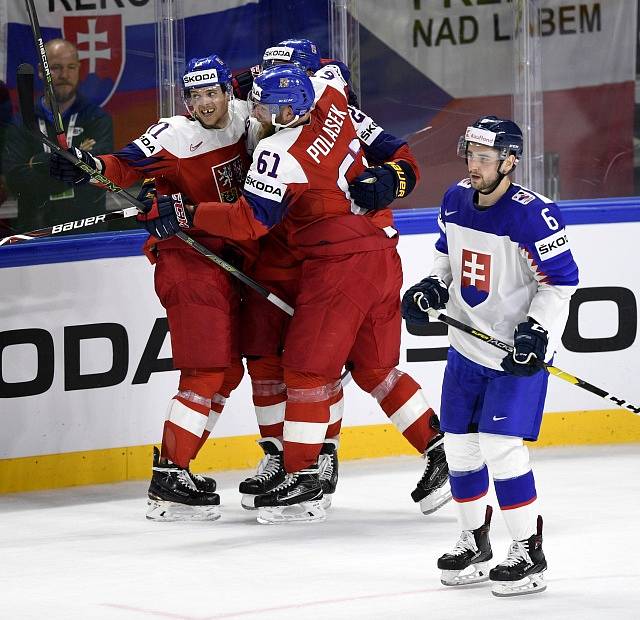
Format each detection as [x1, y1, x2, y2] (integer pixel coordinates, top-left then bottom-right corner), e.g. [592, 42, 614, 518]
[7, 64, 295, 317]
[25, 0, 68, 148]
[427, 309, 640, 415]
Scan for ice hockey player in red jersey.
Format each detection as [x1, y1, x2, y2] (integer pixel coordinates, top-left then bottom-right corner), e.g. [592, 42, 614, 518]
[49, 53, 258, 521]
[234, 39, 451, 517]
[137, 63, 448, 524]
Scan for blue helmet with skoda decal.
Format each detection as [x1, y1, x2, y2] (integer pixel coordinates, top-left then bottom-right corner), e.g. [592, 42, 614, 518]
[458, 115, 524, 161]
[249, 64, 314, 129]
[262, 38, 321, 73]
[182, 54, 232, 98]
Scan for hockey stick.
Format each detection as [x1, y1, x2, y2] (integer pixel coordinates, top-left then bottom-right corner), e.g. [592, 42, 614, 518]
[0, 66, 155, 245]
[427, 309, 640, 414]
[8, 63, 294, 316]
[25, 0, 68, 148]
[10, 64, 354, 384]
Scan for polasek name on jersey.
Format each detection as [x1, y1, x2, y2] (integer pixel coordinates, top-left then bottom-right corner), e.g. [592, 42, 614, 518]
[306, 103, 348, 164]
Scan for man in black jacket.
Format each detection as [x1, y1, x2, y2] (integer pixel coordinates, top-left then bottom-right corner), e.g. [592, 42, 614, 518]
[2, 39, 113, 234]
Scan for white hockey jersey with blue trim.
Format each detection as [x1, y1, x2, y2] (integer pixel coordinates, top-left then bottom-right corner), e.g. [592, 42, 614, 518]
[429, 179, 579, 370]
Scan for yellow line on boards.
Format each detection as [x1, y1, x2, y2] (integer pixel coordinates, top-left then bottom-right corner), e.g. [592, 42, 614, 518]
[1, 410, 639, 494]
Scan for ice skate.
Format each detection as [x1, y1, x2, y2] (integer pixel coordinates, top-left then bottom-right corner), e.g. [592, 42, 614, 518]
[254, 466, 325, 524]
[411, 433, 452, 515]
[146, 447, 220, 521]
[490, 515, 547, 597]
[318, 439, 339, 509]
[239, 438, 286, 510]
[438, 506, 493, 586]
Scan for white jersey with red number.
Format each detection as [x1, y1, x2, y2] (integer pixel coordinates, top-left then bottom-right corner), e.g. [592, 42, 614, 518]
[195, 68, 396, 254]
[100, 98, 258, 204]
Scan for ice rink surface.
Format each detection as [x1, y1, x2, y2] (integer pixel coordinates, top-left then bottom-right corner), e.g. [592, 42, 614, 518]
[1, 444, 639, 620]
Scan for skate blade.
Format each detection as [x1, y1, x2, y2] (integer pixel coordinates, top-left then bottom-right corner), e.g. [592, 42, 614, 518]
[240, 494, 259, 511]
[419, 483, 453, 515]
[256, 500, 326, 525]
[440, 561, 491, 586]
[320, 494, 333, 510]
[491, 572, 546, 597]
[146, 499, 221, 522]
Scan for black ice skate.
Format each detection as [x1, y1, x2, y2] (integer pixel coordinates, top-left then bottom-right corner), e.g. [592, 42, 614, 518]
[189, 470, 217, 493]
[253, 466, 325, 524]
[239, 437, 286, 509]
[318, 439, 339, 509]
[411, 430, 452, 515]
[437, 506, 493, 586]
[146, 447, 220, 521]
[490, 515, 547, 597]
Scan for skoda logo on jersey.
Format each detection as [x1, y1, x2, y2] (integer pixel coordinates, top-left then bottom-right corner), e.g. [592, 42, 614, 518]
[183, 69, 219, 86]
[63, 15, 124, 107]
[460, 249, 492, 307]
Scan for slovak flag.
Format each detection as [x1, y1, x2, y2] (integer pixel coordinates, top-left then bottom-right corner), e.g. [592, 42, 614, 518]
[63, 15, 125, 107]
[460, 249, 491, 307]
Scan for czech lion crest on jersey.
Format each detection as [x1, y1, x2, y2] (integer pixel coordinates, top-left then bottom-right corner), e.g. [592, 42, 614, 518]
[212, 155, 246, 202]
[63, 15, 124, 107]
[460, 249, 491, 307]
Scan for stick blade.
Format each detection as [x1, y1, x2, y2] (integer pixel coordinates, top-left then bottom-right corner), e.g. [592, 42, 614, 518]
[17, 63, 36, 131]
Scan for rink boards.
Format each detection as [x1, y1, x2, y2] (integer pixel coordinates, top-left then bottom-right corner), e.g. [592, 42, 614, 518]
[1, 201, 640, 492]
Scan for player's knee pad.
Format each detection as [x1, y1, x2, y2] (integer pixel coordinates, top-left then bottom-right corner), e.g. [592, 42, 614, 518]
[247, 355, 284, 381]
[444, 432, 484, 472]
[479, 432, 531, 479]
[350, 367, 399, 396]
[220, 358, 245, 396]
[178, 368, 225, 404]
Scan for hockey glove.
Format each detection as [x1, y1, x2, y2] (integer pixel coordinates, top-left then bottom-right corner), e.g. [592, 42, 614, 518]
[401, 276, 449, 325]
[349, 160, 416, 212]
[500, 318, 549, 377]
[49, 147, 103, 186]
[136, 191, 194, 239]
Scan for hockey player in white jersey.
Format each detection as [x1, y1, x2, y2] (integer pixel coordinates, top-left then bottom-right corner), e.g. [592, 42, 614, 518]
[50, 53, 260, 521]
[401, 116, 579, 596]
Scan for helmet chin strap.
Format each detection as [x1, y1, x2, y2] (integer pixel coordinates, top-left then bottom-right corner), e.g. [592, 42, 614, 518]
[477, 161, 513, 195]
[271, 112, 300, 131]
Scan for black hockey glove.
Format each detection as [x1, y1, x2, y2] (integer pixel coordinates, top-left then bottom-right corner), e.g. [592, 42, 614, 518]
[349, 160, 416, 212]
[232, 64, 261, 99]
[136, 191, 194, 239]
[500, 318, 548, 377]
[401, 276, 449, 325]
[49, 147, 102, 186]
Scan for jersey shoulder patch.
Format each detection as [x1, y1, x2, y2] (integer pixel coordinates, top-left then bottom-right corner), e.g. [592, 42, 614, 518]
[133, 116, 185, 157]
[457, 177, 472, 188]
[511, 188, 536, 205]
[314, 63, 348, 87]
[347, 105, 382, 146]
[534, 229, 571, 261]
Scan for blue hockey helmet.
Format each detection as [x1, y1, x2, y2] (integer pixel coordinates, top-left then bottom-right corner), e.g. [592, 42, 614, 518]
[182, 54, 232, 97]
[262, 38, 322, 73]
[458, 115, 524, 161]
[249, 64, 315, 128]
